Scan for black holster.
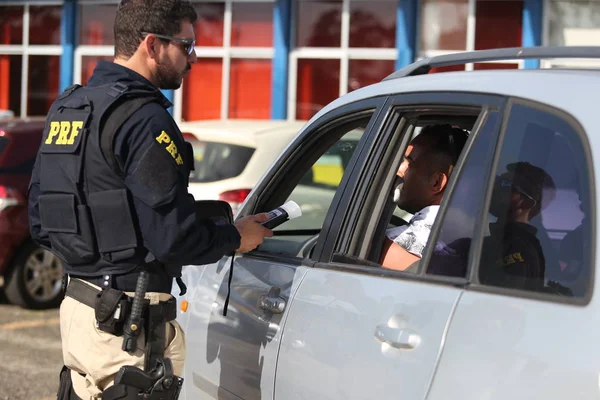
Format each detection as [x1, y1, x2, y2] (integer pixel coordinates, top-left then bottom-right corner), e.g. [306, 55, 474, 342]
[57, 365, 82, 400]
[95, 287, 130, 335]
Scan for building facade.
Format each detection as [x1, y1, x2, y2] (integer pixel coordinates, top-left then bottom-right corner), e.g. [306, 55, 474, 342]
[0, 0, 598, 123]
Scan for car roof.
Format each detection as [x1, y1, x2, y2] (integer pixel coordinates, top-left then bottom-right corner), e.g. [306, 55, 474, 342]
[306, 68, 600, 138]
[178, 119, 307, 148]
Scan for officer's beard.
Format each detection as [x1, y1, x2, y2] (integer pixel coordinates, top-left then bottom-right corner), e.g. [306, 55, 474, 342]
[156, 62, 190, 90]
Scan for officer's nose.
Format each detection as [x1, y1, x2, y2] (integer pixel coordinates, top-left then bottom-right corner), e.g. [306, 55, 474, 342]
[188, 50, 197, 64]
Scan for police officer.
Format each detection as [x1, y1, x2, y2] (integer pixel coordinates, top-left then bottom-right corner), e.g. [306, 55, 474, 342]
[27, 1, 272, 399]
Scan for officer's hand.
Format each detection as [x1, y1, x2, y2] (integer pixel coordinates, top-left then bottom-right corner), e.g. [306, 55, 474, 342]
[234, 213, 274, 252]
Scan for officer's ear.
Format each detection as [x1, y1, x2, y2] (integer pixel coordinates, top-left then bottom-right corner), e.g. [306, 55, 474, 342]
[143, 34, 159, 59]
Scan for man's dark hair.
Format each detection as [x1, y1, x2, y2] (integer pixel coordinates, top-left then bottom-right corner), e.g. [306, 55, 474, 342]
[413, 124, 469, 176]
[114, 0, 197, 58]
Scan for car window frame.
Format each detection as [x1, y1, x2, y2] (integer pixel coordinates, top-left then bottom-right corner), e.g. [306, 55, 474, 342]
[315, 91, 508, 286]
[466, 97, 596, 306]
[234, 95, 391, 266]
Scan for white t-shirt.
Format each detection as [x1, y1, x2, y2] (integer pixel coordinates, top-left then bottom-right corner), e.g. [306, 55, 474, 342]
[385, 205, 440, 258]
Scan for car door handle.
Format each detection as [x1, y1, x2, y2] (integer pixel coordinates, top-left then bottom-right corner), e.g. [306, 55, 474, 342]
[374, 325, 421, 349]
[259, 286, 286, 314]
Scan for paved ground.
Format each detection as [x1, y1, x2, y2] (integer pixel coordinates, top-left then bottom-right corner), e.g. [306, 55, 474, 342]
[0, 291, 62, 400]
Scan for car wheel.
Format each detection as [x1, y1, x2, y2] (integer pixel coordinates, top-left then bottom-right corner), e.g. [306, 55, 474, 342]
[4, 242, 64, 309]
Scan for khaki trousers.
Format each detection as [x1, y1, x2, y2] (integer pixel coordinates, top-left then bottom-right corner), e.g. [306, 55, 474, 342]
[59, 279, 186, 400]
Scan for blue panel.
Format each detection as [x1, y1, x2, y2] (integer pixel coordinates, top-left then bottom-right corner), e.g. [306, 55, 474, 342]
[59, 0, 77, 93]
[523, 0, 543, 69]
[396, 0, 418, 70]
[161, 89, 174, 116]
[271, 0, 291, 120]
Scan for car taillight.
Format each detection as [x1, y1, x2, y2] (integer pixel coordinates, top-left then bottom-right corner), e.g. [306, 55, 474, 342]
[0, 185, 23, 212]
[218, 189, 252, 214]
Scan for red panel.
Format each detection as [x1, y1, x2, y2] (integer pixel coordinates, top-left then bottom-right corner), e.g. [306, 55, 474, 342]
[194, 3, 225, 47]
[29, 6, 61, 45]
[28, 55, 60, 116]
[296, 0, 343, 47]
[296, 59, 340, 120]
[349, 1, 396, 48]
[473, 63, 519, 70]
[0, 55, 22, 115]
[183, 58, 223, 121]
[348, 59, 395, 92]
[232, 2, 274, 47]
[78, 4, 118, 45]
[229, 59, 272, 119]
[81, 56, 114, 85]
[0, 6, 24, 45]
[429, 64, 466, 73]
[475, 0, 523, 50]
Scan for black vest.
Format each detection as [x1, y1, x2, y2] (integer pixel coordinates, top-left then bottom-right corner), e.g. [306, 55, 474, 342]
[37, 81, 177, 277]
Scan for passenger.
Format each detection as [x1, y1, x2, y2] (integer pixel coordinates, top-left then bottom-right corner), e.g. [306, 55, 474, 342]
[380, 124, 468, 270]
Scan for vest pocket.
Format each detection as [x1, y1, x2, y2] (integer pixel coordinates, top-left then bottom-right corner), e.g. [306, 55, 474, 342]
[38, 194, 97, 264]
[88, 188, 138, 262]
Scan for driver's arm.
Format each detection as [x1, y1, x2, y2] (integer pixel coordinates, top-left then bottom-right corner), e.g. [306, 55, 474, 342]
[380, 238, 420, 270]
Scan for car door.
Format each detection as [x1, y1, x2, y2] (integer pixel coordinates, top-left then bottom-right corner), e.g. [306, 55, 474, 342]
[274, 93, 507, 400]
[426, 100, 597, 399]
[177, 97, 388, 400]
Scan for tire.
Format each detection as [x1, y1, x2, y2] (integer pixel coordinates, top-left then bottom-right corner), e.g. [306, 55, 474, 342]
[4, 241, 65, 309]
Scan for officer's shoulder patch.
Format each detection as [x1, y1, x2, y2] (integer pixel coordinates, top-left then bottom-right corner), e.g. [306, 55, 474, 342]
[155, 130, 184, 166]
[134, 142, 179, 199]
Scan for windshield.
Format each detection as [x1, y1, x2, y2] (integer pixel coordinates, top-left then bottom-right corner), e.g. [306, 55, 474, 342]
[189, 140, 255, 183]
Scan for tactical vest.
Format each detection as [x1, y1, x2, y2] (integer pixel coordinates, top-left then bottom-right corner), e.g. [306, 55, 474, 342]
[37, 81, 174, 277]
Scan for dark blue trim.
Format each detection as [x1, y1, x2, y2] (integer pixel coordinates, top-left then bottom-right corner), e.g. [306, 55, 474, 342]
[271, 0, 291, 120]
[522, 0, 543, 69]
[161, 90, 174, 115]
[59, 0, 77, 93]
[396, 0, 418, 70]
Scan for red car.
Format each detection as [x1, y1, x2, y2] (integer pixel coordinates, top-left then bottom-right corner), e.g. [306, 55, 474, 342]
[0, 117, 64, 309]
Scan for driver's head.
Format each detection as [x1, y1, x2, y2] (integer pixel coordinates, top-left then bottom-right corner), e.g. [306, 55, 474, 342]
[396, 124, 468, 214]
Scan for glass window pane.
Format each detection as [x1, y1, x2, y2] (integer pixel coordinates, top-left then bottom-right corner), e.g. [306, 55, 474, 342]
[420, 0, 467, 51]
[30, 5, 62, 45]
[548, 1, 600, 46]
[79, 4, 118, 45]
[479, 105, 592, 297]
[183, 58, 222, 121]
[190, 141, 255, 183]
[427, 112, 501, 277]
[475, 0, 523, 50]
[348, 59, 395, 92]
[81, 56, 114, 85]
[229, 59, 272, 119]
[0, 55, 22, 116]
[232, 2, 273, 47]
[296, 58, 340, 120]
[296, 0, 343, 47]
[0, 6, 24, 45]
[28, 55, 60, 116]
[349, 1, 396, 48]
[194, 3, 225, 47]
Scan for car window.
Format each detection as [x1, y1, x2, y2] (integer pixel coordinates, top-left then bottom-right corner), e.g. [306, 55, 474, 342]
[281, 126, 366, 232]
[476, 103, 592, 298]
[188, 139, 255, 183]
[425, 111, 502, 277]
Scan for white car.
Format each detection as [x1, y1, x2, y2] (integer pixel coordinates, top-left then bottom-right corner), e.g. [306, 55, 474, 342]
[175, 47, 599, 400]
[179, 120, 306, 213]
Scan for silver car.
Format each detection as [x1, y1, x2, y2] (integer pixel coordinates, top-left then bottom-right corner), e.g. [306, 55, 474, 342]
[175, 47, 599, 400]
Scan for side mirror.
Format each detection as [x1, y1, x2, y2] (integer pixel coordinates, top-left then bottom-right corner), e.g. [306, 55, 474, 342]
[195, 200, 233, 225]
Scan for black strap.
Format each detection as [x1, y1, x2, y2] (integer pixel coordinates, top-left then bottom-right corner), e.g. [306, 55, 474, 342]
[100, 94, 160, 177]
[222, 253, 235, 316]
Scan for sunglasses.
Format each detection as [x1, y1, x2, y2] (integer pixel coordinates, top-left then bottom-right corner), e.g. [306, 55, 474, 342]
[142, 32, 196, 56]
[495, 176, 537, 206]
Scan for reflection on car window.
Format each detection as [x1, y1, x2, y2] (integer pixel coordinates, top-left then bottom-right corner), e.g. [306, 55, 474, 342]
[189, 141, 255, 183]
[427, 112, 501, 277]
[0, 137, 7, 156]
[478, 104, 591, 297]
[281, 126, 367, 231]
